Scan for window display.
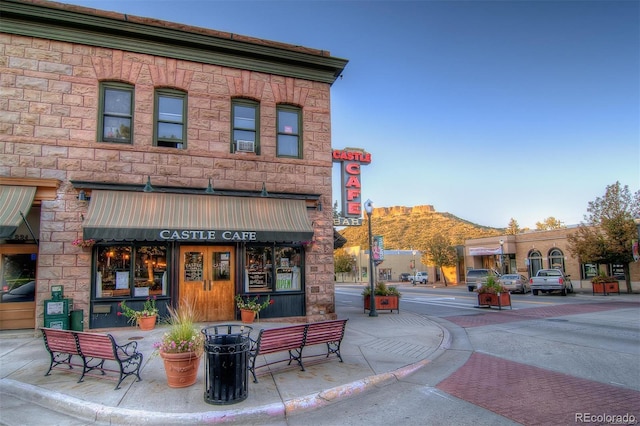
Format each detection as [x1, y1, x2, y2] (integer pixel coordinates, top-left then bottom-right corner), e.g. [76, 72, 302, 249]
[244, 246, 302, 292]
[95, 245, 168, 298]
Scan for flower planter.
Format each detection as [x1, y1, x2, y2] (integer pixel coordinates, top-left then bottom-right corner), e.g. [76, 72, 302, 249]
[363, 295, 399, 313]
[240, 309, 256, 323]
[477, 292, 511, 310]
[137, 315, 157, 330]
[160, 351, 201, 388]
[592, 281, 620, 296]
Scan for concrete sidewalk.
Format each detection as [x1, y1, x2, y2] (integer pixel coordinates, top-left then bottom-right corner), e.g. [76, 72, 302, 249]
[0, 303, 447, 425]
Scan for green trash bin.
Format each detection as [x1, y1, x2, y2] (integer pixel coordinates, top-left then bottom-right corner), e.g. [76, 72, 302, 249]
[70, 309, 84, 331]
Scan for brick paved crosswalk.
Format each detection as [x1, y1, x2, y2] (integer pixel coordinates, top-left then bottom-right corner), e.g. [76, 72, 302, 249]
[437, 352, 640, 426]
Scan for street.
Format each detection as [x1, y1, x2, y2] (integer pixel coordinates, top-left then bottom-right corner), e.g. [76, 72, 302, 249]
[286, 283, 640, 425]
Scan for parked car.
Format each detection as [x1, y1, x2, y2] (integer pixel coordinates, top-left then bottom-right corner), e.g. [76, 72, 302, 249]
[411, 271, 428, 285]
[465, 269, 499, 292]
[1, 280, 35, 302]
[530, 269, 573, 296]
[399, 273, 411, 282]
[498, 274, 530, 293]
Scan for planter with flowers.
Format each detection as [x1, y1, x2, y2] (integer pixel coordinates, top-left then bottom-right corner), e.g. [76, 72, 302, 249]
[235, 294, 273, 323]
[591, 274, 620, 296]
[72, 238, 96, 250]
[118, 297, 159, 330]
[154, 300, 205, 388]
[362, 282, 401, 313]
[476, 276, 511, 310]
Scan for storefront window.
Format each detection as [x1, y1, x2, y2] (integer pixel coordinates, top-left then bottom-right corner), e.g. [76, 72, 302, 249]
[274, 247, 302, 291]
[95, 245, 167, 299]
[245, 246, 273, 292]
[548, 248, 565, 272]
[581, 263, 598, 280]
[527, 250, 543, 277]
[244, 246, 302, 292]
[1, 253, 36, 303]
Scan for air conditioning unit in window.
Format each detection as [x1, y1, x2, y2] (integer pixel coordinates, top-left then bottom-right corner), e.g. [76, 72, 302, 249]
[236, 140, 255, 153]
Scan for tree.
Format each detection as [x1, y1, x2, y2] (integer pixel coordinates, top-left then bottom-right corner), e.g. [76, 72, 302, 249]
[332, 200, 341, 219]
[333, 248, 355, 274]
[506, 218, 520, 235]
[422, 234, 458, 286]
[567, 182, 640, 293]
[535, 217, 565, 230]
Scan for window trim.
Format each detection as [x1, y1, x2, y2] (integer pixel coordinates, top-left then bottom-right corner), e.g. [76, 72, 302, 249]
[154, 88, 187, 149]
[276, 105, 302, 159]
[98, 82, 134, 144]
[231, 99, 260, 155]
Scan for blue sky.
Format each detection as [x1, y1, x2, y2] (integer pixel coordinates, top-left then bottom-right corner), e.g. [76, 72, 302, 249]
[60, 0, 639, 228]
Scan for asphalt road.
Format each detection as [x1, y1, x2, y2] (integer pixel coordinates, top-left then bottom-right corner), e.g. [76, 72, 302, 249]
[289, 283, 640, 425]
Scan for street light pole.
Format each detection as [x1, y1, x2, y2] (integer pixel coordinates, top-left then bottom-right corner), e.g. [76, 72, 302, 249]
[499, 239, 504, 274]
[364, 199, 377, 317]
[412, 249, 416, 286]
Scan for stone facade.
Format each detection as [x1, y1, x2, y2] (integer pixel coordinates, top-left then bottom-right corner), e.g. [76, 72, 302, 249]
[0, 0, 347, 327]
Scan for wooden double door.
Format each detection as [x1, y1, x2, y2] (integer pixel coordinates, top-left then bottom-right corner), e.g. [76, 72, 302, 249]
[179, 245, 235, 322]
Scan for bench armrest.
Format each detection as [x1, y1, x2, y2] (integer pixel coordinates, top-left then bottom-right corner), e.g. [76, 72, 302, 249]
[115, 340, 138, 356]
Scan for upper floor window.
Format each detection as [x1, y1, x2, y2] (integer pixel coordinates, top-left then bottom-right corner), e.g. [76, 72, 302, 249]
[276, 105, 302, 158]
[232, 100, 260, 154]
[99, 82, 133, 144]
[155, 89, 186, 149]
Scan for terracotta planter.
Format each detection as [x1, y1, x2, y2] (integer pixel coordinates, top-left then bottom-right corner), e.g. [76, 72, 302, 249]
[477, 292, 511, 310]
[160, 351, 201, 388]
[137, 315, 157, 330]
[363, 295, 399, 313]
[240, 309, 256, 323]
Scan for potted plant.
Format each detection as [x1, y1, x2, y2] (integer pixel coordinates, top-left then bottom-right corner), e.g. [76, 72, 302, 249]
[235, 294, 273, 323]
[154, 300, 205, 388]
[362, 282, 401, 313]
[476, 275, 511, 309]
[591, 274, 620, 295]
[118, 297, 159, 330]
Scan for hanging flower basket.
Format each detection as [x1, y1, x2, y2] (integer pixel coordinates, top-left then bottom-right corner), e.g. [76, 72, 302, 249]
[72, 238, 96, 248]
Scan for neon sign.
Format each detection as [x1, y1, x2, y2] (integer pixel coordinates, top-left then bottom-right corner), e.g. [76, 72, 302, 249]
[332, 148, 371, 226]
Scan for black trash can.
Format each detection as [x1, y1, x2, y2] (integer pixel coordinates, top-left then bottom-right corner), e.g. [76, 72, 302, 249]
[202, 324, 252, 405]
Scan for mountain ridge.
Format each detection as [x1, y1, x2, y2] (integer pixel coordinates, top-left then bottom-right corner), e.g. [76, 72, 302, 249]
[337, 205, 504, 250]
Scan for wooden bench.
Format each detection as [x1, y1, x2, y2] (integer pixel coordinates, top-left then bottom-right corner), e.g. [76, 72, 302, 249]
[248, 319, 348, 383]
[248, 323, 307, 383]
[41, 328, 143, 390]
[302, 319, 348, 362]
[41, 327, 84, 375]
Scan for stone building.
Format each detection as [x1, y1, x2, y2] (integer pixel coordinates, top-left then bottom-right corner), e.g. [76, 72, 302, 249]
[0, 0, 347, 330]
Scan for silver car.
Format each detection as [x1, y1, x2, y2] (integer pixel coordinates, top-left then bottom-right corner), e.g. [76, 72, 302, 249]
[498, 274, 530, 294]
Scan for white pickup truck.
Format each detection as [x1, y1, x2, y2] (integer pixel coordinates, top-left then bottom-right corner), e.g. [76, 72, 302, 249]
[529, 269, 573, 296]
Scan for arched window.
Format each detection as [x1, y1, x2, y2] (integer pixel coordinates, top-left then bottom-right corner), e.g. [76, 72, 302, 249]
[528, 250, 543, 277]
[548, 248, 565, 272]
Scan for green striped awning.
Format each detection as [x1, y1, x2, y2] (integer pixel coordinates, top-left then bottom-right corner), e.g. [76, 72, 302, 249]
[83, 190, 314, 243]
[0, 186, 37, 239]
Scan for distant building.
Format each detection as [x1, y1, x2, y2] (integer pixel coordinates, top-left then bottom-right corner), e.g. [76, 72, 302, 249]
[465, 228, 639, 291]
